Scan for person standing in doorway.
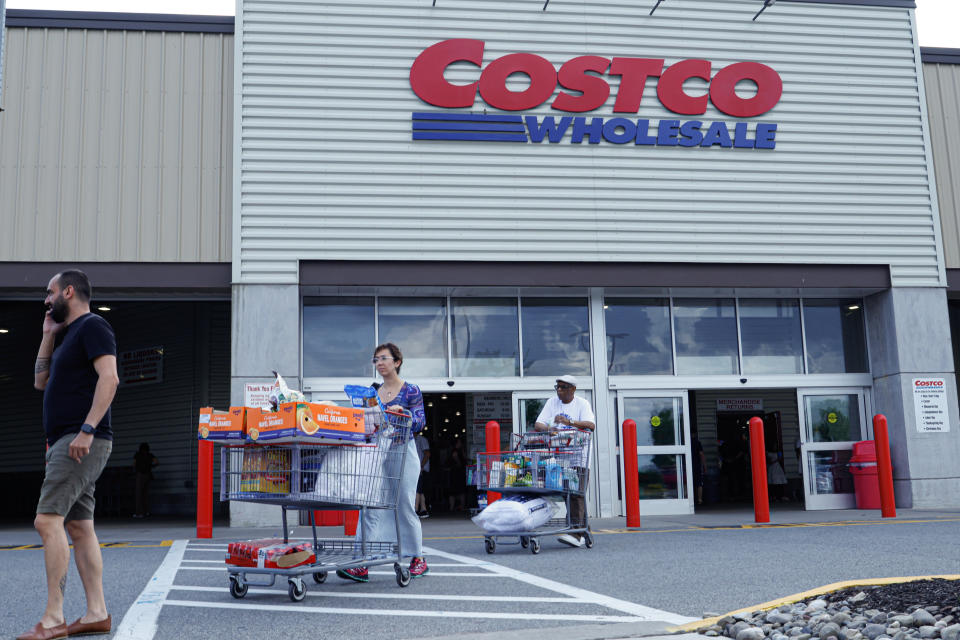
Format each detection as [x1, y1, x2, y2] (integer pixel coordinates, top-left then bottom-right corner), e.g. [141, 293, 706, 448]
[20, 270, 118, 640]
[338, 343, 429, 582]
[414, 431, 431, 518]
[534, 375, 595, 548]
[133, 443, 159, 518]
[692, 430, 706, 506]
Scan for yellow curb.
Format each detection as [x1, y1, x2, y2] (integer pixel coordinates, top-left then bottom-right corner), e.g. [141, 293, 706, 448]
[668, 575, 960, 633]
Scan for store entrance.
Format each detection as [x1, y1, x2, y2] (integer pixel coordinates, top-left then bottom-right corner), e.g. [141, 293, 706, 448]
[689, 389, 802, 510]
[420, 392, 471, 517]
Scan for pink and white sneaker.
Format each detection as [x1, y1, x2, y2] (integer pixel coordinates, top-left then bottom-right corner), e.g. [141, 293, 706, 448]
[409, 557, 429, 578]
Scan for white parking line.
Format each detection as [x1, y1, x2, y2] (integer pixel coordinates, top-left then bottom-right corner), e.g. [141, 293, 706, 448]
[163, 599, 646, 622]
[113, 539, 188, 640]
[422, 546, 697, 624]
[178, 566, 498, 576]
[170, 584, 581, 603]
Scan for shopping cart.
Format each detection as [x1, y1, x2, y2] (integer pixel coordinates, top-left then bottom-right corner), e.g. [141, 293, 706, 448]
[220, 407, 414, 601]
[474, 429, 594, 554]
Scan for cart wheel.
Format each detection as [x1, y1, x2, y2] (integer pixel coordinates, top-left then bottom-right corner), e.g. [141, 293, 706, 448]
[229, 576, 248, 599]
[584, 532, 594, 549]
[530, 538, 541, 554]
[288, 578, 306, 602]
[520, 536, 529, 549]
[484, 538, 496, 554]
[395, 563, 411, 587]
[312, 571, 327, 584]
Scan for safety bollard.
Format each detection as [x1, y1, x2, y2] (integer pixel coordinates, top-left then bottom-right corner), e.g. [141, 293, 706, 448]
[622, 419, 641, 528]
[748, 416, 770, 523]
[873, 414, 897, 518]
[197, 439, 213, 538]
[485, 420, 501, 505]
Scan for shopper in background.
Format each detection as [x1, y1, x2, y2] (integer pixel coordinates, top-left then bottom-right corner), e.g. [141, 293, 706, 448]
[448, 437, 467, 512]
[133, 443, 159, 518]
[414, 431, 431, 518]
[21, 270, 118, 640]
[534, 375, 595, 549]
[338, 343, 429, 582]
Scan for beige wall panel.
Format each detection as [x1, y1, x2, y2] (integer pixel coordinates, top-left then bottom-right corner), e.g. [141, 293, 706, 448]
[0, 26, 233, 263]
[925, 63, 960, 268]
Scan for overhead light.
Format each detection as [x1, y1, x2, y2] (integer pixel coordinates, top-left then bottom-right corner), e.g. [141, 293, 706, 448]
[97, 306, 111, 312]
[443, 428, 448, 432]
[441, 395, 447, 400]
[847, 305, 860, 311]
[444, 418, 449, 423]
[0, 329, 8, 334]
[603, 305, 609, 309]
[455, 411, 460, 416]
[461, 428, 466, 433]
[427, 402, 433, 407]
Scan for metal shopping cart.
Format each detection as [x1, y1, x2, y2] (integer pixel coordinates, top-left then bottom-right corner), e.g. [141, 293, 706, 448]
[474, 429, 594, 554]
[220, 407, 414, 601]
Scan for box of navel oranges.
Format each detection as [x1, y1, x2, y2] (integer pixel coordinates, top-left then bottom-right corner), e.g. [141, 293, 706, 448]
[197, 406, 247, 441]
[246, 402, 366, 444]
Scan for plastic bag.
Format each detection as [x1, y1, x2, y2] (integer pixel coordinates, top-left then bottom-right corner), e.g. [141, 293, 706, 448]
[268, 370, 305, 410]
[344, 384, 381, 409]
[471, 495, 555, 533]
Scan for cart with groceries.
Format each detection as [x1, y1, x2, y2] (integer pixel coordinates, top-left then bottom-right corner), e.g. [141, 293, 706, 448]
[473, 428, 594, 554]
[201, 374, 418, 602]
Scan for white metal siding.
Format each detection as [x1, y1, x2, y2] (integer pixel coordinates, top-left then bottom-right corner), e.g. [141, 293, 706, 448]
[924, 62, 960, 268]
[236, 0, 942, 287]
[0, 26, 234, 263]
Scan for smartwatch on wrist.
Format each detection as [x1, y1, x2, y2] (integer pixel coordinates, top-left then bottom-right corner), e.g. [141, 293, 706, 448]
[80, 423, 96, 435]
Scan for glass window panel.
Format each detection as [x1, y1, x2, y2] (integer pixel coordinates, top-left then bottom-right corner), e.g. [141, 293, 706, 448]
[451, 298, 520, 377]
[803, 299, 868, 373]
[303, 297, 374, 377]
[808, 450, 854, 495]
[378, 298, 448, 378]
[673, 299, 739, 375]
[636, 455, 686, 500]
[520, 398, 549, 433]
[804, 394, 862, 442]
[520, 298, 591, 377]
[604, 298, 673, 375]
[740, 299, 804, 374]
[623, 397, 682, 446]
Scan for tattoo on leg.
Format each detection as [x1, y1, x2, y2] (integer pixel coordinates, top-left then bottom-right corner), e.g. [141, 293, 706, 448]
[35, 358, 50, 374]
[59, 572, 67, 595]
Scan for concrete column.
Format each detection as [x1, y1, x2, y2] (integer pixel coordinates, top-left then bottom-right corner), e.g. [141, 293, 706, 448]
[230, 283, 301, 527]
[865, 287, 960, 508]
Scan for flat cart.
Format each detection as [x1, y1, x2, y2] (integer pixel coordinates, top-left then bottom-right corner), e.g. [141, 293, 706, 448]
[220, 407, 414, 601]
[475, 429, 594, 554]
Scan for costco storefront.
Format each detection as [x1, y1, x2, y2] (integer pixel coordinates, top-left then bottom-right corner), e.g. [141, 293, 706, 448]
[230, 0, 958, 524]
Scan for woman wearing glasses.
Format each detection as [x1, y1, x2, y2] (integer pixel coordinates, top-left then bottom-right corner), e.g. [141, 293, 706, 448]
[338, 343, 429, 582]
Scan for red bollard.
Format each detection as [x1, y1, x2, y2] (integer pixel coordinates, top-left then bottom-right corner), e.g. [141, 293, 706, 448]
[873, 414, 897, 518]
[197, 440, 214, 538]
[748, 417, 770, 523]
[622, 419, 641, 528]
[485, 420, 501, 505]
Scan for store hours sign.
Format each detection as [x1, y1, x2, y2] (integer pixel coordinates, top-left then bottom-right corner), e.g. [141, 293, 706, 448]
[409, 39, 782, 149]
[912, 378, 949, 433]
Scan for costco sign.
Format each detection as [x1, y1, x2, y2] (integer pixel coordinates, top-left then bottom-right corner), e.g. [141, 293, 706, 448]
[409, 39, 782, 149]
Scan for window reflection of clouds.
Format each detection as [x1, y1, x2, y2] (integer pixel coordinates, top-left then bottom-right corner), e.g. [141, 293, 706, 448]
[303, 297, 374, 377]
[521, 298, 591, 376]
[451, 298, 519, 376]
[378, 298, 447, 378]
[673, 299, 738, 375]
[803, 300, 867, 373]
[740, 299, 803, 374]
[604, 299, 672, 374]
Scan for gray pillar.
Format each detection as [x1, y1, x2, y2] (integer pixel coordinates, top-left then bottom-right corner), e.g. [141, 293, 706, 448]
[865, 287, 960, 508]
[230, 283, 301, 527]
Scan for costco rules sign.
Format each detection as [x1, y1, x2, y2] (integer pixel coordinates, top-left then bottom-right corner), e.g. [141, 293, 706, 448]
[912, 378, 949, 433]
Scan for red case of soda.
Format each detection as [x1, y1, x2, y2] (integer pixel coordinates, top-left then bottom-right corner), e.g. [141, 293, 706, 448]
[225, 538, 315, 569]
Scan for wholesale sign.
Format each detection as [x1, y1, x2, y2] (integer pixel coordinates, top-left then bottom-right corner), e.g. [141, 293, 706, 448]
[410, 39, 782, 149]
[912, 378, 950, 433]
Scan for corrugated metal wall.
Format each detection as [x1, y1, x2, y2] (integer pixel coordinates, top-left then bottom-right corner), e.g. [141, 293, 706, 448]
[0, 25, 234, 263]
[236, 0, 943, 287]
[924, 61, 960, 268]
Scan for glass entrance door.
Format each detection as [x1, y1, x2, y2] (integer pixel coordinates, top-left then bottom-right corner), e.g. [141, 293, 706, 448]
[797, 389, 869, 510]
[617, 392, 692, 515]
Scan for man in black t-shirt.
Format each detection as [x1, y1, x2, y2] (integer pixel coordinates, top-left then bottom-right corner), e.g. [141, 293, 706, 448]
[18, 270, 118, 640]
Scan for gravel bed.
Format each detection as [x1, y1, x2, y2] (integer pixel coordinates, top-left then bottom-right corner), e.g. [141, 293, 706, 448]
[696, 579, 960, 640]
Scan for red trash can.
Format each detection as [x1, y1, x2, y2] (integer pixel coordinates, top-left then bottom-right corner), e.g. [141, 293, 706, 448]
[849, 440, 881, 509]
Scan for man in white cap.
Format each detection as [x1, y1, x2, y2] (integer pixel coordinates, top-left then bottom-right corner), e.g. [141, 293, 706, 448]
[534, 375, 595, 548]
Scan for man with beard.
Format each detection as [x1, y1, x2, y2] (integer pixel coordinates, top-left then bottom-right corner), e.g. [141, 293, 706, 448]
[18, 270, 118, 640]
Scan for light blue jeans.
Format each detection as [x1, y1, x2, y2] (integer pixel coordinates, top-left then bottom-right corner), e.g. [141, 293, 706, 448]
[357, 437, 422, 559]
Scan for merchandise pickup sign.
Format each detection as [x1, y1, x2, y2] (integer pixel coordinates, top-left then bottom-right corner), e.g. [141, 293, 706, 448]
[913, 378, 950, 433]
[119, 346, 163, 386]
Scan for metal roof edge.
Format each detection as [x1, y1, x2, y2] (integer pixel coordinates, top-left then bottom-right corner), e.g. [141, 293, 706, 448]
[779, 0, 915, 7]
[4, 9, 234, 33]
[921, 47, 960, 65]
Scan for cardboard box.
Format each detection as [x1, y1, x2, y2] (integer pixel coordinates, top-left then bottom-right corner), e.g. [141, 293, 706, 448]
[247, 402, 366, 444]
[198, 406, 247, 441]
[239, 448, 291, 494]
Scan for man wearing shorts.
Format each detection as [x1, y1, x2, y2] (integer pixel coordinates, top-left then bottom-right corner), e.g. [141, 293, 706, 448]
[19, 270, 118, 640]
